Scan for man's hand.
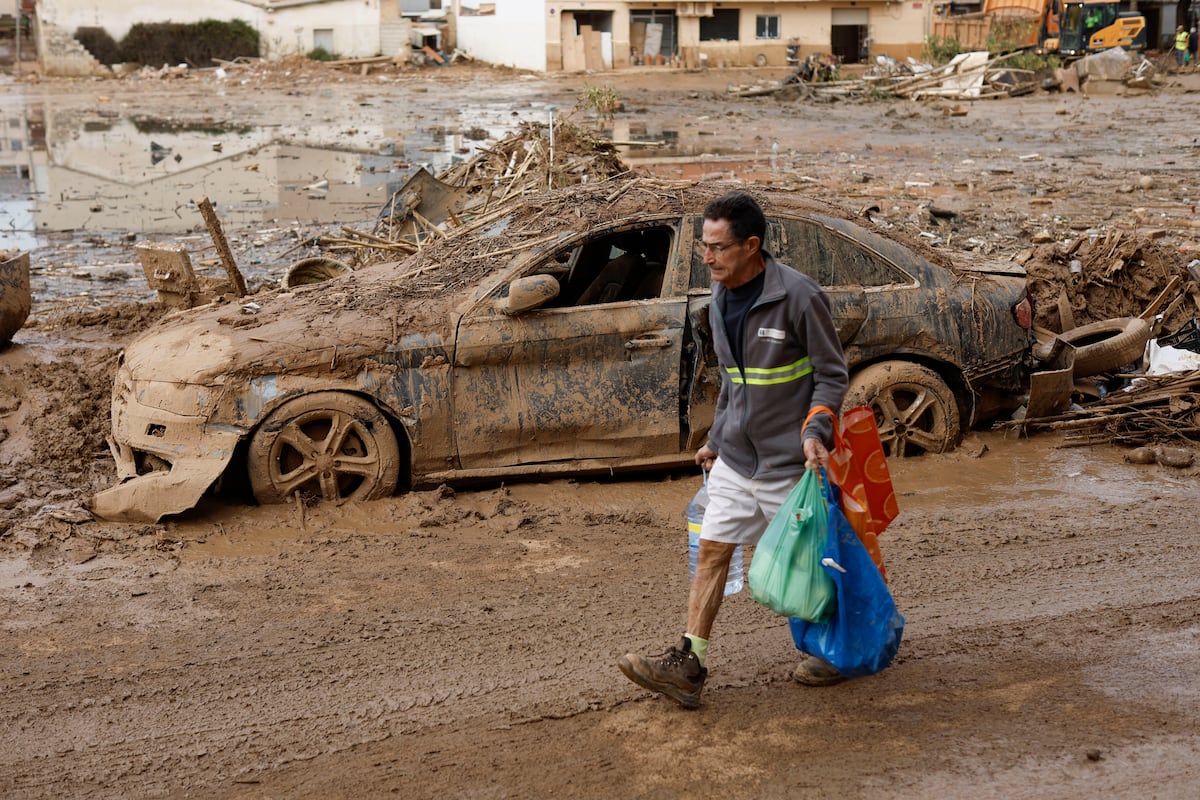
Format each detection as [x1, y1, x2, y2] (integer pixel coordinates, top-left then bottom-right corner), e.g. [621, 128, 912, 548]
[803, 436, 830, 470]
[695, 444, 716, 472]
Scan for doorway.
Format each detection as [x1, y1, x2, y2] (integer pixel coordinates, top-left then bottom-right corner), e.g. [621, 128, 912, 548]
[831, 8, 868, 64]
[630, 9, 678, 65]
[561, 10, 614, 70]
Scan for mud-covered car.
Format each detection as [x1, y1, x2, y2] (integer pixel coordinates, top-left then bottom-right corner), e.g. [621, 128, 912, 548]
[92, 180, 1032, 522]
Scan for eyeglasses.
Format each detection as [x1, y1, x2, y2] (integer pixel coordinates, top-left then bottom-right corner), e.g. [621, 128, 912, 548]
[700, 239, 743, 255]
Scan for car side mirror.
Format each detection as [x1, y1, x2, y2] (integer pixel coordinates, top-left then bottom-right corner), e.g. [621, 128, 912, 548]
[503, 275, 560, 315]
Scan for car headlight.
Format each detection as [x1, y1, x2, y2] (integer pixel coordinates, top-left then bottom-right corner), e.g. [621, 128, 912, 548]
[131, 379, 220, 418]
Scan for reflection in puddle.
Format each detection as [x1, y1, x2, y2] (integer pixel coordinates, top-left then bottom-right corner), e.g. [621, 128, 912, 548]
[0, 103, 531, 243]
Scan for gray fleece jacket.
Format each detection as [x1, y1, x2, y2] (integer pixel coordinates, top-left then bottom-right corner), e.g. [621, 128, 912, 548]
[707, 253, 849, 480]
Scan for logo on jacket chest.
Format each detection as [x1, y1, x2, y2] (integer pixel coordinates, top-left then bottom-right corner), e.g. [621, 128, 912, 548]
[757, 327, 786, 343]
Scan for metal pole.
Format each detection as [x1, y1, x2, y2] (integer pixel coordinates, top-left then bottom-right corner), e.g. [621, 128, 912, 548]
[546, 106, 557, 190]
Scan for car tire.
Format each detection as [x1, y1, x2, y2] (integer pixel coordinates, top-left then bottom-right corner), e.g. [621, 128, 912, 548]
[844, 361, 962, 457]
[1055, 317, 1150, 378]
[247, 392, 401, 505]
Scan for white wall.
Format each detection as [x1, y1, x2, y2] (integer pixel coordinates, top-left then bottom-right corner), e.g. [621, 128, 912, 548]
[260, 1, 385, 57]
[456, 0, 547, 71]
[36, 0, 263, 41]
[36, 0, 387, 59]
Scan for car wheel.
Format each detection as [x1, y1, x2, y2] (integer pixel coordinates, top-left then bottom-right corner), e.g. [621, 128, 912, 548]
[247, 392, 400, 505]
[844, 361, 962, 457]
[1056, 317, 1150, 378]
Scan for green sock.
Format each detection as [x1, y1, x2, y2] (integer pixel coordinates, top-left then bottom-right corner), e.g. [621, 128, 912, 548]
[685, 633, 709, 667]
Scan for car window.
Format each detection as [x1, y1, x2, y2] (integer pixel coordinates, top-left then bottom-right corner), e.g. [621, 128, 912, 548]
[542, 225, 675, 307]
[688, 215, 908, 289]
[768, 217, 909, 287]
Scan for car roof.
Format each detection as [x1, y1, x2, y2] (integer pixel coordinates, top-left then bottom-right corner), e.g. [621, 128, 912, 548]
[284, 177, 1008, 332]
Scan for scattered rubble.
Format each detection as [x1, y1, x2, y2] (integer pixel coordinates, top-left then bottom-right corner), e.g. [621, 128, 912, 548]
[1012, 369, 1200, 449]
[1022, 230, 1196, 333]
[728, 48, 1164, 103]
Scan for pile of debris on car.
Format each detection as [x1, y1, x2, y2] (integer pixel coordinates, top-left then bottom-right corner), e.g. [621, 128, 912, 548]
[319, 119, 631, 266]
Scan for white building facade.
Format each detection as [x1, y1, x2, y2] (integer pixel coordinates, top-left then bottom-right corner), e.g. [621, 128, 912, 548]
[35, 0, 391, 59]
[453, 0, 931, 72]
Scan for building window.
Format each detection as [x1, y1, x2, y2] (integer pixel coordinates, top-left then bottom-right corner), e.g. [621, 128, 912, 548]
[699, 8, 739, 41]
[756, 15, 780, 39]
[313, 28, 334, 53]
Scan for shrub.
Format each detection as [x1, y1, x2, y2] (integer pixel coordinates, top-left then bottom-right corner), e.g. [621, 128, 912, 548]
[579, 85, 620, 121]
[307, 47, 337, 62]
[75, 27, 121, 66]
[119, 19, 259, 68]
[922, 35, 962, 64]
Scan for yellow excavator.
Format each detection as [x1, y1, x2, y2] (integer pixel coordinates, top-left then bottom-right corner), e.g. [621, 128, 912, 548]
[1043, 0, 1146, 57]
[932, 0, 1146, 58]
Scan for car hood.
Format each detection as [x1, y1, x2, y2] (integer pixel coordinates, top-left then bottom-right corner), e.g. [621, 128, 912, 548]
[123, 284, 435, 386]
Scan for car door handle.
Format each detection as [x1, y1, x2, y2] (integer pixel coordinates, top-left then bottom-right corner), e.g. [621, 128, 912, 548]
[625, 335, 672, 350]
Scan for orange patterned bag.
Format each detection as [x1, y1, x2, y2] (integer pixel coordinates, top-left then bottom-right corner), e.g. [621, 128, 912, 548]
[803, 405, 899, 579]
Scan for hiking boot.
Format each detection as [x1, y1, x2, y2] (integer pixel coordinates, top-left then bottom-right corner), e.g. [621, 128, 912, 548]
[618, 637, 707, 709]
[792, 655, 846, 687]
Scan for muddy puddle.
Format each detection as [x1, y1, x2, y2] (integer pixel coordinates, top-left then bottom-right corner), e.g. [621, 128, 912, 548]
[889, 430, 1183, 508]
[0, 97, 561, 247]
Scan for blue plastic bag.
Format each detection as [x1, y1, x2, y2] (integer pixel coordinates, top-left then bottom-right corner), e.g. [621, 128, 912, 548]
[789, 472, 905, 678]
[747, 468, 835, 622]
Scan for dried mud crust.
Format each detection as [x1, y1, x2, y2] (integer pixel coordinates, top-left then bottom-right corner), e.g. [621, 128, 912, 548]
[26, 301, 170, 337]
[0, 304, 168, 551]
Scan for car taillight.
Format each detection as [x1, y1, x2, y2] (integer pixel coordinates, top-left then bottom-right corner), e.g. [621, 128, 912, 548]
[1013, 296, 1032, 329]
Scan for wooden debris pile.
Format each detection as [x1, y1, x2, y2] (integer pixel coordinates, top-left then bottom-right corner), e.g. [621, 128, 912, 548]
[884, 52, 1015, 100]
[728, 52, 1045, 101]
[1010, 371, 1200, 448]
[728, 48, 1161, 103]
[322, 120, 629, 266]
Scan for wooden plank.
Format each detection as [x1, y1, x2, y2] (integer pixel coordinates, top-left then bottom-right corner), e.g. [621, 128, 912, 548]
[573, 34, 587, 71]
[630, 22, 646, 61]
[196, 197, 247, 297]
[582, 25, 604, 71]
[562, 14, 584, 71]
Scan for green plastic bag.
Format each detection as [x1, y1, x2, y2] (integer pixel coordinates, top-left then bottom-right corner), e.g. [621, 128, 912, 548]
[747, 468, 835, 622]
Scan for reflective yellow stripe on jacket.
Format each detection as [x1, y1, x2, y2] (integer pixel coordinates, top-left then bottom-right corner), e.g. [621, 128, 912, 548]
[725, 356, 813, 385]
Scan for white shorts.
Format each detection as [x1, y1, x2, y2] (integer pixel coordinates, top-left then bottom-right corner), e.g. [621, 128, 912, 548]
[701, 457, 804, 546]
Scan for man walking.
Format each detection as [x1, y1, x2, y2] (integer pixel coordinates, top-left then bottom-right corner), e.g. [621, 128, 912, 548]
[618, 190, 849, 708]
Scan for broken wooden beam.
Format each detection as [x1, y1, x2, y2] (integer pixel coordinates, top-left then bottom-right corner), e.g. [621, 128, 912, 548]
[196, 197, 248, 298]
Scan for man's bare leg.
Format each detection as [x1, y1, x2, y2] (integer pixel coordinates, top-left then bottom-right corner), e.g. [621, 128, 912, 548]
[687, 539, 736, 640]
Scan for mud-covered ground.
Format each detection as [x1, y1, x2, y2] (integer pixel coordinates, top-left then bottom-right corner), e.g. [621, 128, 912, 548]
[2, 63, 1200, 799]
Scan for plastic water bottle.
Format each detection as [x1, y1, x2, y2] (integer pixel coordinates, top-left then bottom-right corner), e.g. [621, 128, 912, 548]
[687, 476, 744, 596]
